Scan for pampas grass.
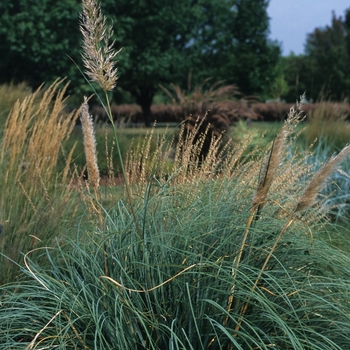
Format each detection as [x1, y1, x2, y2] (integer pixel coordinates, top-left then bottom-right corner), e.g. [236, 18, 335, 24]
[234, 134, 350, 334]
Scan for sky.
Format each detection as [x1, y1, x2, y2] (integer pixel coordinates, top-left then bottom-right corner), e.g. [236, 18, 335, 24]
[267, 0, 350, 56]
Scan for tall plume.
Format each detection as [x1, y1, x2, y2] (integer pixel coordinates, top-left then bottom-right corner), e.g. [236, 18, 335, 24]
[252, 125, 288, 212]
[80, 0, 121, 91]
[80, 97, 100, 190]
[253, 97, 306, 213]
[296, 144, 350, 212]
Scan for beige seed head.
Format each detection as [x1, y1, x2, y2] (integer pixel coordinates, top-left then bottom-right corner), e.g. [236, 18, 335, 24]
[80, 97, 100, 189]
[80, 0, 121, 91]
[253, 125, 288, 210]
[252, 98, 306, 212]
[296, 144, 350, 212]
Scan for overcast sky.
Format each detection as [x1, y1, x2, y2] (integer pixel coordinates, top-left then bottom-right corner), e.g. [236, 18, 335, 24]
[267, 0, 350, 56]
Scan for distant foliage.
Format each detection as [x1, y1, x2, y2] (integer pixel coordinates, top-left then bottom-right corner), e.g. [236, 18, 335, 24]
[0, 0, 280, 124]
[160, 78, 239, 160]
[305, 11, 350, 101]
[280, 8, 350, 102]
[0, 0, 83, 89]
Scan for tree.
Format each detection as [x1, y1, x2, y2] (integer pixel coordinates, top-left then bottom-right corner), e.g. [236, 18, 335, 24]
[279, 9, 350, 103]
[0, 0, 83, 90]
[223, 0, 281, 96]
[108, 0, 200, 126]
[304, 10, 350, 101]
[276, 54, 313, 102]
[0, 0, 280, 124]
[111, 0, 280, 124]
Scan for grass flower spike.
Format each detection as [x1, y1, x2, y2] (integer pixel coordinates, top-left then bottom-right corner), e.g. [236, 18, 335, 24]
[252, 125, 288, 212]
[80, 0, 140, 237]
[80, 97, 100, 190]
[296, 144, 350, 212]
[80, 0, 120, 91]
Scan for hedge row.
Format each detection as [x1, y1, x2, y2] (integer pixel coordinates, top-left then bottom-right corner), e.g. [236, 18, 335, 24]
[90, 101, 350, 125]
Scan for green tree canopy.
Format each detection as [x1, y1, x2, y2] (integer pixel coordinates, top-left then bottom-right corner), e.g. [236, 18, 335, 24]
[0, 0, 83, 89]
[110, 0, 202, 125]
[0, 0, 280, 124]
[281, 8, 350, 103]
[276, 54, 312, 102]
[112, 0, 280, 124]
[305, 10, 350, 100]
[209, 0, 280, 96]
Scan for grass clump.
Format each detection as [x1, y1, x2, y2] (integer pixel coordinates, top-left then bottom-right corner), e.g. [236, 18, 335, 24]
[303, 101, 350, 151]
[0, 79, 81, 284]
[1, 0, 350, 348]
[0, 81, 33, 135]
[1, 167, 350, 349]
[1, 100, 350, 349]
[295, 101, 350, 222]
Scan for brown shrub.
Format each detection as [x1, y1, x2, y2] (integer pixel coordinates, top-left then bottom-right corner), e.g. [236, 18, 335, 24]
[252, 102, 294, 121]
[91, 103, 181, 124]
[252, 101, 350, 122]
[89, 100, 350, 125]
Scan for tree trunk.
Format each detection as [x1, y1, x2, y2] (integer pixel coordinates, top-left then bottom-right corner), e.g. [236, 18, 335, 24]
[135, 89, 154, 127]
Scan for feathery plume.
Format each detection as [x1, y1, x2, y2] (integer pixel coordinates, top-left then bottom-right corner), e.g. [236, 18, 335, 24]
[80, 97, 100, 189]
[80, 0, 121, 91]
[296, 144, 350, 212]
[252, 125, 288, 211]
[253, 97, 306, 211]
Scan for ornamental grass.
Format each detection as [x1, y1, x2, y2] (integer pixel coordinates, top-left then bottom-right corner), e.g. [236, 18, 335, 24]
[1, 0, 350, 349]
[0, 79, 81, 284]
[1, 96, 350, 349]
